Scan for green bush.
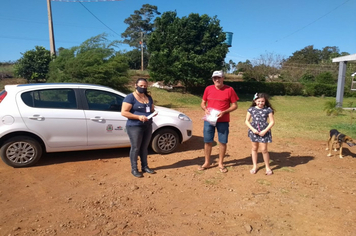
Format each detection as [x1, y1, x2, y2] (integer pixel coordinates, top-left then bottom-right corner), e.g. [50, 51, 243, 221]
[300, 73, 315, 83]
[304, 83, 337, 96]
[192, 81, 342, 98]
[315, 72, 336, 84]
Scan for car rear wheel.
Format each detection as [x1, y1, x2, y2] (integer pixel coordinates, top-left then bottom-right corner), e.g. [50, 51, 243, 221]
[151, 128, 179, 154]
[0, 136, 42, 168]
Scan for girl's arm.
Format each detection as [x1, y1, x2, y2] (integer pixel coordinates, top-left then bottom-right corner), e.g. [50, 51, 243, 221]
[244, 112, 259, 134]
[259, 112, 275, 136]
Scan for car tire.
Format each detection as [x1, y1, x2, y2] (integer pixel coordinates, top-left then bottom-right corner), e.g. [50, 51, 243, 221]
[151, 128, 179, 154]
[0, 136, 43, 168]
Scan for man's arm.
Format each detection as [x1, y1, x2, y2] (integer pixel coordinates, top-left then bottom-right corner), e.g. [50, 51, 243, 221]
[201, 99, 207, 111]
[218, 102, 237, 117]
[201, 99, 211, 115]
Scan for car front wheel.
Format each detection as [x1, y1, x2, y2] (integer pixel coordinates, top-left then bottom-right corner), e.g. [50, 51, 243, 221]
[0, 136, 43, 168]
[151, 128, 179, 154]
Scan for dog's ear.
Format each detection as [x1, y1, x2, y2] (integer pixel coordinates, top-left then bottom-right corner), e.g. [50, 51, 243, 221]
[345, 136, 353, 142]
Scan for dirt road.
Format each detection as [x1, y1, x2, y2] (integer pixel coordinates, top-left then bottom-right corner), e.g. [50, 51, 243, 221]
[1, 108, 355, 236]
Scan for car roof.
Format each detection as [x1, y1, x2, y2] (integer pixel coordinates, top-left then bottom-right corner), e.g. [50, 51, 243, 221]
[4, 83, 126, 96]
[17, 83, 110, 89]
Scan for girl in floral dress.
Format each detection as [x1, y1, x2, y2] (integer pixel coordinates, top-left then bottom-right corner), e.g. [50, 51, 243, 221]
[245, 93, 275, 175]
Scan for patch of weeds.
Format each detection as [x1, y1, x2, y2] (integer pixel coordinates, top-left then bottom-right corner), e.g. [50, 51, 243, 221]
[278, 167, 295, 173]
[323, 101, 343, 116]
[195, 170, 205, 175]
[204, 175, 224, 185]
[205, 179, 217, 185]
[257, 179, 271, 186]
[280, 188, 289, 194]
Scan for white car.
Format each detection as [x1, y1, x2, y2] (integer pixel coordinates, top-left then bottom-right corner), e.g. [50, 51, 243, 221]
[0, 83, 193, 167]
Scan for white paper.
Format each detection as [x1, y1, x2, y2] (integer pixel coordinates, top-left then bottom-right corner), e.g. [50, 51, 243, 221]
[147, 110, 158, 119]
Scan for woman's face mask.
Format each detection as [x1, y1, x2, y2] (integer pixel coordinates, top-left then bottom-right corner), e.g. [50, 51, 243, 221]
[136, 86, 147, 94]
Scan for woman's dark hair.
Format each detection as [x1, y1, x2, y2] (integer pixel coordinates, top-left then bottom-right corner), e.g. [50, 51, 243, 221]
[135, 78, 151, 97]
[251, 93, 275, 113]
[135, 78, 147, 84]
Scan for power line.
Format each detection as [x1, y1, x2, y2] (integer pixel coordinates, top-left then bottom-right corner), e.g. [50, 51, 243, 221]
[52, 0, 121, 2]
[77, 2, 121, 37]
[277, 0, 353, 42]
[251, 0, 353, 51]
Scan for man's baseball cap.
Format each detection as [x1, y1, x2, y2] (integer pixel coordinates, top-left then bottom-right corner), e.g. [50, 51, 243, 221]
[212, 70, 223, 78]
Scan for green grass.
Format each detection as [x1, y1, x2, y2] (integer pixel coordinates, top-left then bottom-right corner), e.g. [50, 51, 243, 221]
[269, 96, 356, 140]
[236, 95, 356, 140]
[150, 87, 356, 141]
[150, 87, 201, 108]
[128, 70, 150, 77]
[0, 64, 15, 74]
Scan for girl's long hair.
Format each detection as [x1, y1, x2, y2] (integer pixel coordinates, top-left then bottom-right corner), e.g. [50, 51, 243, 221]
[251, 93, 275, 113]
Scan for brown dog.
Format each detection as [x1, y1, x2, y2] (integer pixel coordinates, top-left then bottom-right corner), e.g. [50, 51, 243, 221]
[326, 129, 356, 158]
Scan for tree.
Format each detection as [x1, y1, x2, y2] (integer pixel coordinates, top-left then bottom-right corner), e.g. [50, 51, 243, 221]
[286, 45, 321, 64]
[14, 46, 52, 83]
[48, 34, 129, 90]
[225, 60, 236, 73]
[121, 4, 161, 49]
[240, 53, 283, 82]
[235, 60, 252, 73]
[124, 49, 149, 70]
[147, 11, 229, 87]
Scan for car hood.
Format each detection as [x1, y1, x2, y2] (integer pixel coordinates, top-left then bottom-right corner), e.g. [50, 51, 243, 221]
[154, 105, 183, 116]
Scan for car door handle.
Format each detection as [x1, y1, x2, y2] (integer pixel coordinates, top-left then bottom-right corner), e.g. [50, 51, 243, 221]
[29, 115, 45, 121]
[90, 117, 104, 122]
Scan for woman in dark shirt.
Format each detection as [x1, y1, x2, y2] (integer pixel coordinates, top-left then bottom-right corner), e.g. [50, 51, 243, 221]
[121, 78, 156, 178]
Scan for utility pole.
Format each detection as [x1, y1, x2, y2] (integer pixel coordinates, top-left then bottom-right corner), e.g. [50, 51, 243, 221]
[140, 32, 144, 71]
[47, 0, 56, 56]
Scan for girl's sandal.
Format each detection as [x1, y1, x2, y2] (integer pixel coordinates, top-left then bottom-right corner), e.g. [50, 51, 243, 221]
[249, 169, 257, 174]
[265, 170, 273, 175]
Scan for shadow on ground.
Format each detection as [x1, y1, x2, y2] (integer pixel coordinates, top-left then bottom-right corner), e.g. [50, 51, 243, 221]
[36, 135, 204, 166]
[154, 151, 314, 171]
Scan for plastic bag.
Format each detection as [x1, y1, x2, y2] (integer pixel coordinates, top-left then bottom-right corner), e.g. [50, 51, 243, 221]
[202, 108, 221, 126]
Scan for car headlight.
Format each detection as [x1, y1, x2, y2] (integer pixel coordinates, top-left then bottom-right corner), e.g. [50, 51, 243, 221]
[178, 114, 191, 121]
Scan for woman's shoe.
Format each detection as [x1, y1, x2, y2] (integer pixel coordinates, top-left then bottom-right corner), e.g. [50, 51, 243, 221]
[131, 170, 143, 178]
[265, 170, 273, 176]
[142, 167, 156, 174]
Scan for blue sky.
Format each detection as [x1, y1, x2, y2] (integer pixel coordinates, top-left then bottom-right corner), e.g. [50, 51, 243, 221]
[0, 0, 355, 63]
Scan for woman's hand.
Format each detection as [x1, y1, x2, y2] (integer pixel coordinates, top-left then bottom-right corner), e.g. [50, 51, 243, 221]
[139, 115, 148, 122]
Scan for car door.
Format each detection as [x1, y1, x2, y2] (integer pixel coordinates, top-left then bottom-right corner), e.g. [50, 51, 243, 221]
[83, 89, 130, 147]
[17, 89, 87, 148]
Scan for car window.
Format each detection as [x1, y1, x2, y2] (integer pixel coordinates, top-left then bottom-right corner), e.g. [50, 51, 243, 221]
[85, 89, 124, 111]
[22, 89, 77, 109]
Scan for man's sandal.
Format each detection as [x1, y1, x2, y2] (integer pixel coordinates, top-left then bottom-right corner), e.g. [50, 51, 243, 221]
[198, 165, 209, 171]
[219, 167, 228, 173]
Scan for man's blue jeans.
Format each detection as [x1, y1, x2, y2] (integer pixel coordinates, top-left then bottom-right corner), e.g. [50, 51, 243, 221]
[126, 125, 153, 171]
